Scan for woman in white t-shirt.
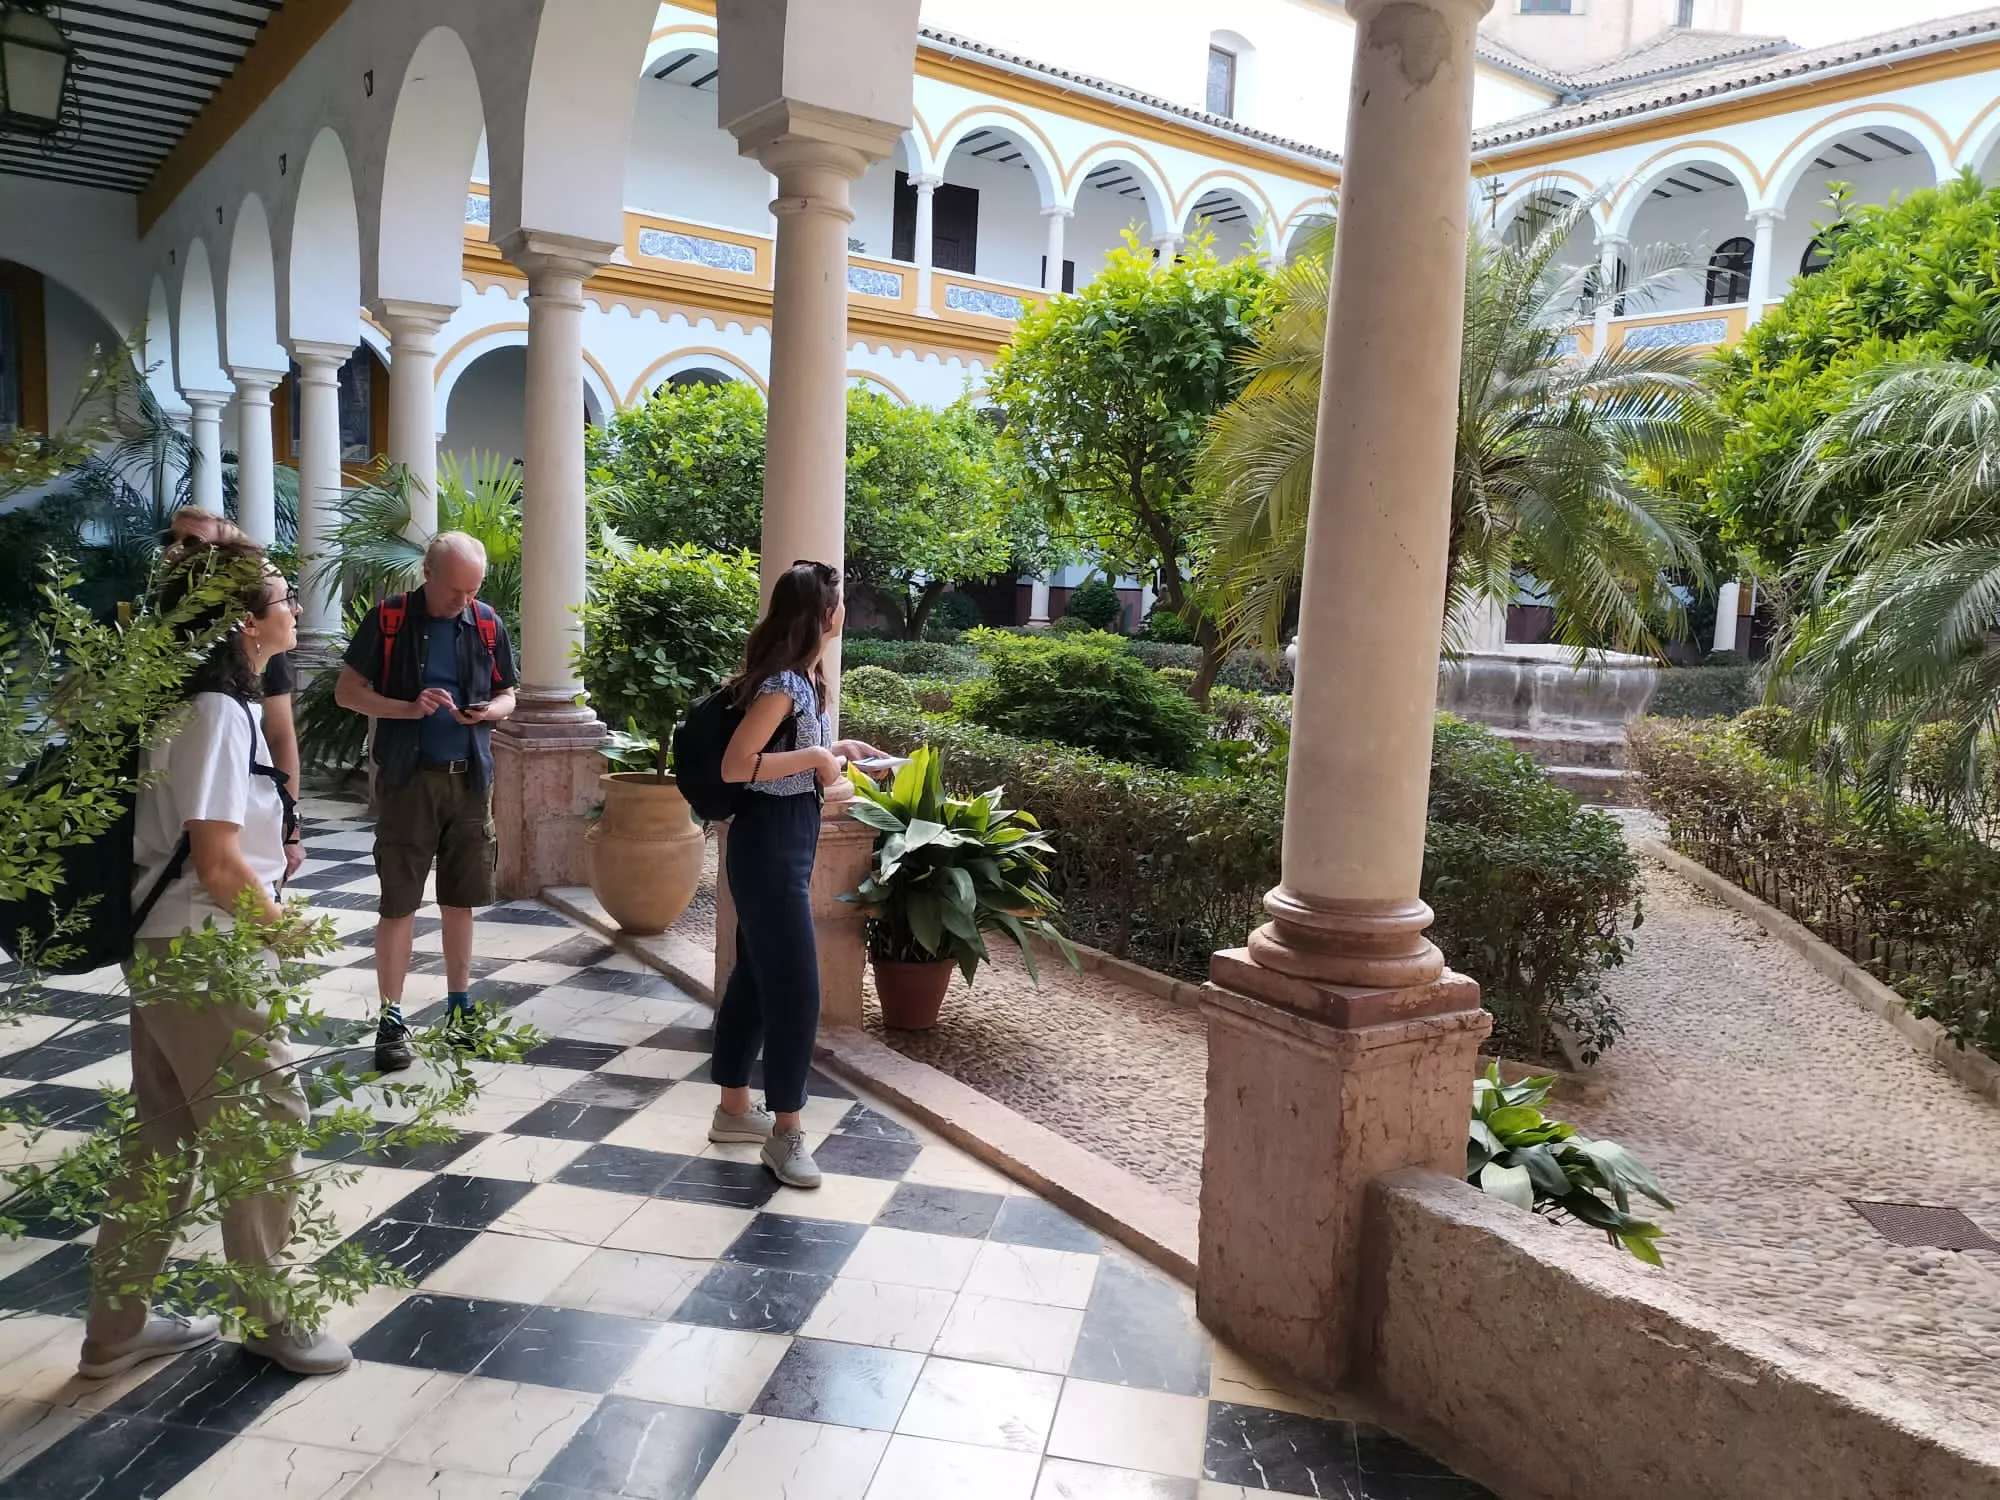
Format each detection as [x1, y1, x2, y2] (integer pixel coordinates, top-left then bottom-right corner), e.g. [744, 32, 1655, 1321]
[79, 538, 352, 1383]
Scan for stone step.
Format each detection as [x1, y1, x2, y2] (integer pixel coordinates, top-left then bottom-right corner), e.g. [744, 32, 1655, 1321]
[1493, 730, 1627, 769]
[1542, 765, 1640, 806]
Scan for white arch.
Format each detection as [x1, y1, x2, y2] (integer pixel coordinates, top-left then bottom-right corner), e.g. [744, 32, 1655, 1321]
[376, 27, 487, 308]
[286, 127, 361, 348]
[1608, 147, 1755, 241]
[1761, 113, 1953, 215]
[142, 276, 185, 413]
[1492, 180, 1603, 240]
[222, 194, 284, 372]
[1956, 108, 2000, 184]
[175, 238, 227, 393]
[1181, 184, 1265, 259]
[935, 111, 1063, 211]
[1063, 145, 1174, 234]
[639, 25, 715, 77]
[436, 325, 616, 423]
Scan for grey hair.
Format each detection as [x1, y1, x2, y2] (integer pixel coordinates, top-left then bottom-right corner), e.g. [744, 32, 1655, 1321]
[424, 530, 487, 573]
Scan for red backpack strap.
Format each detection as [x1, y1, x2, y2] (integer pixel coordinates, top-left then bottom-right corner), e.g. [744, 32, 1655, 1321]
[473, 601, 502, 686]
[377, 593, 407, 685]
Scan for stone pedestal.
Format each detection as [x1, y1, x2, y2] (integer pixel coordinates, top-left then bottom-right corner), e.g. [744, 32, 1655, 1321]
[492, 716, 606, 899]
[1200, 951, 1490, 1388]
[713, 790, 879, 1030]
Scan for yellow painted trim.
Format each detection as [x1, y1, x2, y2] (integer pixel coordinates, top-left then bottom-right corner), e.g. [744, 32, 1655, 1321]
[1062, 138, 1177, 209]
[1605, 139, 1763, 214]
[625, 347, 767, 406]
[438, 321, 529, 382]
[139, 0, 354, 234]
[584, 349, 620, 408]
[1276, 196, 1338, 239]
[1473, 36, 2000, 177]
[648, 22, 716, 48]
[1173, 167, 1282, 231]
[926, 103, 1067, 185]
[1492, 168, 1605, 217]
[849, 369, 913, 404]
[1761, 102, 1953, 192]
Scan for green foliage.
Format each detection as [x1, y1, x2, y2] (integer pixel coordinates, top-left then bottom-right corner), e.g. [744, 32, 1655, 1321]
[1630, 715, 2000, 1058]
[1425, 717, 1641, 1064]
[588, 380, 768, 552]
[1130, 640, 1292, 693]
[1469, 1064, 1673, 1264]
[955, 629, 1209, 771]
[1203, 196, 1709, 658]
[1730, 703, 1798, 757]
[842, 638, 983, 680]
[1708, 175, 2000, 571]
[929, 591, 983, 634]
[1143, 606, 1197, 644]
[573, 546, 760, 776]
[1647, 662, 1759, 720]
[841, 665, 919, 711]
[842, 746, 1076, 984]
[1063, 578, 1125, 631]
[1156, 666, 1197, 697]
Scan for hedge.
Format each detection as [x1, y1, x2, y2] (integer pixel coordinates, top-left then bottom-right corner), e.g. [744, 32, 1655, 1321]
[842, 701, 1640, 1062]
[1630, 716, 2000, 1060]
[1647, 662, 1758, 720]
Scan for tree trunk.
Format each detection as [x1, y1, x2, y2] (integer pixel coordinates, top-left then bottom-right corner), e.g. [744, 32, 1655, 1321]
[1191, 615, 1227, 708]
[907, 579, 947, 640]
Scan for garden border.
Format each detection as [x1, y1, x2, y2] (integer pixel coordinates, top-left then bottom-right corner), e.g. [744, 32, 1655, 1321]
[1637, 839, 2000, 1109]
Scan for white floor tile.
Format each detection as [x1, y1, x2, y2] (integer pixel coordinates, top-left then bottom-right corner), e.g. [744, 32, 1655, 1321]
[245, 1361, 461, 1454]
[932, 1294, 1084, 1375]
[799, 1279, 956, 1352]
[613, 1322, 791, 1411]
[896, 1357, 1062, 1452]
[163, 1435, 372, 1499]
[387, 1375, 595, 1478]
[545, 1247, 707, 1320]
[961, 1242, 1099, 1310]
[839, 1227, 981, 1292]
[1046, 1381, 1209, 1479]
[419, 1230, 594, 1301]
[603, 1198, 754, 1259]
[694, 1415, 888, 1500]
[865, 1434, 1040, 1499]
[443, 1133, 587, 1183]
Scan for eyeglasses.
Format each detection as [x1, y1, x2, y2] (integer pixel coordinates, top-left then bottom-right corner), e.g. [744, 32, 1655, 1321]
[268, 588, 301, 612]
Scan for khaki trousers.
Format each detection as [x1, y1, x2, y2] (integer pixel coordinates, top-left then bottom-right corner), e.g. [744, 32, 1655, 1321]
[85, 940, 308, 1345]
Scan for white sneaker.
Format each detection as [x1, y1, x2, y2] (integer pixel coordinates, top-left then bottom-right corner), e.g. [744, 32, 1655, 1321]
[710, 1102, 775, 1144]
[761, 1127, 822, 1189]
[243, 1322, 353, 1376]
[77, 1313, 221, 1378]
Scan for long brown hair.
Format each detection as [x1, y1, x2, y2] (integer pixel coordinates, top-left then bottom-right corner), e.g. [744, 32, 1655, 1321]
[154, 536, 281, 701]
[728, 560, 840, 708]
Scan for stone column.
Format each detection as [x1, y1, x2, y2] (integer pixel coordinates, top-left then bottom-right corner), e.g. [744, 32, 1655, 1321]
[911, 172, 940, 314]
[183, 390, 229, 515]
[290, 342, 352, 647]
[379, 300, 454, 539]
[1592, 233, 1627, 352]
[1042, 204, 1070, 292]
[1712, 579, 1741, 654]
[227, 368, 282, 547]
[1027, 575, 1052, 627]
[1198, 0, 1493, 1392]
[490, 232, 611, 899]
[1152, 230, 1183, 262]
[1745, 208, 1782, 325]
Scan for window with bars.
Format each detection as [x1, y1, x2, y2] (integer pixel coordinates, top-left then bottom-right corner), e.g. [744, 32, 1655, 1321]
[1800, 235, 1834, 277]
[1206, 46, 1236, 116]
[1705, 237, 1754, 305]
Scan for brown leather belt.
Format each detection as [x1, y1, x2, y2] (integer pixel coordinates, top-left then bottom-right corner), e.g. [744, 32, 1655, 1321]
[421, 759, 470, 775]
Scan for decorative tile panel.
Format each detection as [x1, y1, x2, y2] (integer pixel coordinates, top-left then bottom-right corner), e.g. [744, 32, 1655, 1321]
[465, 194, 490, 226]
[944, 284, 1026, 320]
[847, 266, 903, 299]
[637, 228, 756, 275]
[1622, 316, 1726, 350]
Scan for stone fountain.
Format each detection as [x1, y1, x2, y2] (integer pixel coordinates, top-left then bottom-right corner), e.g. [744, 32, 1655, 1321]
[1435, 644, 1659, 803]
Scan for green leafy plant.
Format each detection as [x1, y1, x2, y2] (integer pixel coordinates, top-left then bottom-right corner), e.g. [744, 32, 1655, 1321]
[842, 746, 1077, 984]
[1648, 660, 1759, 720]
[955, 628, 1210, 771]
[1063, 578, 1124, 631]
[842, 638, 983, 679]
[1143, 606, 1197, 644]
[842, 665, 919, 711]
[1468, 1063, 1674, 1264]
[573, 545, 759, 776]
[928, 590, 983, 634]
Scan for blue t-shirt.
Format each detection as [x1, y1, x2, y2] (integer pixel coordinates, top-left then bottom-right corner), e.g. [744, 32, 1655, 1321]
[417, 617, 474, 764]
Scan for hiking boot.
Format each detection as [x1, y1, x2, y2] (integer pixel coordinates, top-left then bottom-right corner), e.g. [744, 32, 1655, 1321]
[443, 1004, 482, 1053]
[77, 1313, 220, 1379]
[373, 1014, 412, 1073]
[710, 1102, 775, 1145]
[243, 1323, 353, 1376]
[761, 1127, 822, 1189]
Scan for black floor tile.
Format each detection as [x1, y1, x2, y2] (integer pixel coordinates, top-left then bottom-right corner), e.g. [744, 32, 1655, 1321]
[558, 1073, 671, 1111]
[554, 1143, 691, 1196]
[0, 1240, 94, 1315]
[282, 866, 370, 891]
[806, 1068, 855, 1101]
[1, 1024, 130, 1081]
[484, 904, 576, 928]
[722, 1213, 866, 1275]
[344, 1216, 479, 1280]
[671, 1262, 832, 1334]
[992, 1195, 1103, 1254]
[638, 1024, 714, 1052]
[1206, 1403, 1362, 1494]
[307, 1128, 486, 1173]
[659, 1156, 779, 1211]
[508, 1101, 634, 1141]
[348, 1293, 536, 1373]
[537, 935, 621, 967]
[524, 1037, 629, 1071]
[19, 988, 126, 1024]
[749, 1336, 925, 1431]
[833, 1104, 918, 1144]
[304, 890, 385, 912]
[405, 954, 513, 981]
[380, 1173, 537, 1231]
[808, 1133, 919, 1181]
[467, 978, 555, 1011]
[873, 1183, 1003, 1239]
[1357, 1427, 1497, 1499]
[477, 1305, 660, 1393]
[1071, 1257, 1211, 1396]
[558, 968, 691, 1000]
[0, 1413, 231, 1498]
[2, 1081, 114, 1130]
[108, 1339, 303, 1434]
[4, 1193, 98, 1241]
[534, 1397, 739, 1500]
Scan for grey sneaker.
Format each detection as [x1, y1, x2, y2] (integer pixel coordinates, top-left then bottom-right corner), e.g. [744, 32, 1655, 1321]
[710, 1102, 775, 1144]
[761, 1127, 822, 1189]
[244, 1322, 353, 1376]
[77, 1313, 220, 1378]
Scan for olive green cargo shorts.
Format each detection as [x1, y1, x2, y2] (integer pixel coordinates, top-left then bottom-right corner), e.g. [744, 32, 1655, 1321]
[374, 767, 496, 917]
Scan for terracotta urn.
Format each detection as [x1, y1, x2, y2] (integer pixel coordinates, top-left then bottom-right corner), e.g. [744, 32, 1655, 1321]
[586, 772, 704, 935]
[873, 958, 956, 1030]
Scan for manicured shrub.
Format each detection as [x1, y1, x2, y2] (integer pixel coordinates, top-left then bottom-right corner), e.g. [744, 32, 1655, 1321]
[1731, 703, 1796, 757]
[1143, 607, 1197, 644]
[928, 590, 983, 634]
[1064, 578, 1125, 631]
[842, 637, 982, 679]
[1648, 662, 1758, 720]
[840, 665, 917, 711]
[1156, 666, 1197, 698]
[902, 676, 961, 714]
[956, 630, 1209, 771]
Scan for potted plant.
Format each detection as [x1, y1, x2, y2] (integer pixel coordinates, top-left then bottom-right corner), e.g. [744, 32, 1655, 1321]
[573, 546, 758, 934]
[842, 746, 1077, 1029]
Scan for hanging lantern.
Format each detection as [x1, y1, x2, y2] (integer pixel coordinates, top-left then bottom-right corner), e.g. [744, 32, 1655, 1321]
[0, 3, 75, 139]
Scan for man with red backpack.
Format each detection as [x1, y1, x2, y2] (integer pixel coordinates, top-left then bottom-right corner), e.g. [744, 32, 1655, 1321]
[335, 531, 517, 1072]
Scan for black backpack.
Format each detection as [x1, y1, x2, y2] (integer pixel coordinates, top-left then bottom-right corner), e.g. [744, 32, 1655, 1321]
[2, 698, 288, 976]
[671, 685, 797, 823]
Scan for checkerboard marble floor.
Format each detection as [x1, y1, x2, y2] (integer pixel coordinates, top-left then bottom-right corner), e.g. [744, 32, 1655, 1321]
[0, 787, 1494, 1500]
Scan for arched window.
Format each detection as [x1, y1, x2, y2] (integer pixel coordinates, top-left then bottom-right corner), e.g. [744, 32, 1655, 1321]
[666, 367, 732, 390]
[1705, 237, 1754, 306]
[1799, 235, 1834, 277]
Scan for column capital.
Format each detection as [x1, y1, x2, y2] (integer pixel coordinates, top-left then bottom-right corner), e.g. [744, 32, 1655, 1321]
[729, 100, 904, 175]
[181, 387, 232, 411]
[374, 298, 456, 336]
[226, 366, 284, 395]
[1748, 206, 1785, 226]
[1041, 202, 1073, 220]
[497, 230, 615, 287]
[289, 339, 353, 373]
[1598, 232, 1629, 251]
[909, 171, 943, 192]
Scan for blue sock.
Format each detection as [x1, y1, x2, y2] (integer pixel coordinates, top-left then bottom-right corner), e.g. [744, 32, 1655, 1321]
[379, 1000, 403, 1027]
[446, 990, 472, 1016]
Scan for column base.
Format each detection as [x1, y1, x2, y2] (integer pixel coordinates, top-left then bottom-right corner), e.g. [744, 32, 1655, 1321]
[714, 790, 879, 1029]
[492, 713, 607, 900]
[1198, 947, 1489, 1390]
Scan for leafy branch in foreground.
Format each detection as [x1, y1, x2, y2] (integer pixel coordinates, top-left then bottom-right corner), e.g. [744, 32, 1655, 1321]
[1468, 1063, 1674, 1264]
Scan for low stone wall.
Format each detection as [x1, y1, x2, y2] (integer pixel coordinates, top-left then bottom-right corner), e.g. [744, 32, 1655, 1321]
[1360, 1171, 2000, 1500]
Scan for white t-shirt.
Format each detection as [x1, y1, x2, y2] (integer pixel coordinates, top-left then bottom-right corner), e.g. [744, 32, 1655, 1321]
[132, 692, 288, 940]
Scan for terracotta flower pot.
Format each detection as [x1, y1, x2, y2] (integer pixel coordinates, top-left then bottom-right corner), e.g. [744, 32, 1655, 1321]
[586, 773, 704, 935]
[873, 958, 955, 1030]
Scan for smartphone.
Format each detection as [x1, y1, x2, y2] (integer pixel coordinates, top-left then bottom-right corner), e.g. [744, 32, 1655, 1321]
[851, 756, 908, 775]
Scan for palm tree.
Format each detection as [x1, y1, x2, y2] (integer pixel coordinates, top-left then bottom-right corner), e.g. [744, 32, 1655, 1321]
[1200, 199, 1713, 658]
[1776, 358, 2000, 811]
